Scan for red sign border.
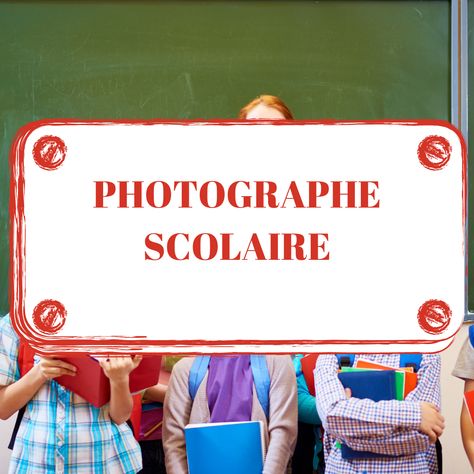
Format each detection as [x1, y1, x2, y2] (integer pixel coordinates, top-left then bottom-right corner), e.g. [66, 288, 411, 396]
[9, 119, 467, 354]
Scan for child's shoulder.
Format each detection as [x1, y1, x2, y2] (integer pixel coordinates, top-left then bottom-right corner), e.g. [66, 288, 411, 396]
[264, 355, 293, 374]
[357, 353, 439, 366]
[171, 356, 196, 375]
[0, 314, 18, 341]
[264, 355, 292, 365]
[0, 313, 12, 329]
[419, 353, 440, 364]
[453, 330, 474, 380]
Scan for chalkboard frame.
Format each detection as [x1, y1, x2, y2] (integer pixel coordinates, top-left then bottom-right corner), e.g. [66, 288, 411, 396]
[0, 0, 469, 322]
[455, 0, 471, 320]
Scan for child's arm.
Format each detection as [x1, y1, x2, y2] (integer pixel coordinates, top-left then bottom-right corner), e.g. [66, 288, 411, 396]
[296, 372, 320, 425]
[162, 358, 193, 474]
[0, 316, 75, 419]
[99, 356, 142, 425]
[461, 379, 474, 470]
[453, 333, 474, 468]
[0, 357, 77, 419]
[315, 354, 443, 456]
[263, 356, 298, 474]
[143, 383, 167, 403]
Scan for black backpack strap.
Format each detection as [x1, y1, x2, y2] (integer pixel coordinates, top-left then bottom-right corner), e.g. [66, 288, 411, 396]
[8, 406, 25, 450]
[435, 438, 442, 473]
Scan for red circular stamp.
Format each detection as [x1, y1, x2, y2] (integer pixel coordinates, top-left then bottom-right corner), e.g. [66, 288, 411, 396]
[417, 135, 451, 171]
[417, 299, 451, 335]
[32, 299, 67, 334]
[32, 135, 67, 170]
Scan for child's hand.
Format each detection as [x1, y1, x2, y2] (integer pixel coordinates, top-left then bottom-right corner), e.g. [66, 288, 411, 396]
[98, 356, 142, 384]
[420, 402, 445, 443]
[38, 357, 77, 380]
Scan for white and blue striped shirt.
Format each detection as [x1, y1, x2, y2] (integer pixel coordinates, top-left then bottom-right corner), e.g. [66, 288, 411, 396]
[0, 315, 142, 474]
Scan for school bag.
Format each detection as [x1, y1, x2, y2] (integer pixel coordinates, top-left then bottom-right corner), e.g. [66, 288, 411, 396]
[336, 353, 422, 372]
[188, 355, 271, 419]
[335, 353, 442, 474]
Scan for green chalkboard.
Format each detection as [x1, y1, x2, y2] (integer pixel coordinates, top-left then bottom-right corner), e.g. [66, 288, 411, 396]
[0, 0, 450, 316]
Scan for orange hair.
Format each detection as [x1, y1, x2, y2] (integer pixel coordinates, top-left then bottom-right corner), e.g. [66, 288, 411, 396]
[238, 95, 294, 120]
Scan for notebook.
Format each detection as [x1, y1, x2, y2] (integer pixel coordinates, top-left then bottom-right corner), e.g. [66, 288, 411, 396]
[337, 370, 398, 459]
[464, 390, 474, 424]
[340, 367, 405, 401]
[185, 421, 265, 474]
[301, 354, 319, 396]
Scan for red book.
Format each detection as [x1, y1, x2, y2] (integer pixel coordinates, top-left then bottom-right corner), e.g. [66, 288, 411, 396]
[56, 355, 161, 407]
[301, 354, 319, 396]
[464, 390, 474, 424]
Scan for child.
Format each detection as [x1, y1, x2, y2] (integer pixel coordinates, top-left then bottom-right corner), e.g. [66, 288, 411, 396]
[292, 354, 324, 474]
[138, 381, 167, 474]
[0, 314, 143, 473]
[138, 356, 182, 474]
[239, 94, 294, 120]
[162, 96, 298, 474]
[315, 354, 444, 473]
[452, 327, 474, 470]
[162, 355, 297, 474]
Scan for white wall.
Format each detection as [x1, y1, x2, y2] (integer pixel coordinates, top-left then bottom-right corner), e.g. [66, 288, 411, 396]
[0, 331, 472, 473]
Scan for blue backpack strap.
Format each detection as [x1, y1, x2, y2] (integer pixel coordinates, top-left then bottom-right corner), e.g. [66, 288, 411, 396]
[189, 355, 211, 401]
[399, 354, 422, 373]
[469, 325, 474, 348]
[250, 355, 271, 420]
[336, 354, 355, 368]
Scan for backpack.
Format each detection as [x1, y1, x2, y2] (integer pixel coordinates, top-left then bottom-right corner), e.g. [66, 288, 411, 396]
[336, 353, 422, 372]
[335, 353, 442, 474]
[188, 355, 271, 419]
[9, 341, 143, 450]
[469, 325, 474, 347]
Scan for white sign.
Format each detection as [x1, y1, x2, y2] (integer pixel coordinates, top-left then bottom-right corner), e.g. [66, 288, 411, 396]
[10, 120, 465, 353]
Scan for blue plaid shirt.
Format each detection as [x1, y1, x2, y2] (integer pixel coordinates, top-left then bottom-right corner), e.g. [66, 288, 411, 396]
[315, 354, 440, 474]
[0, 315, 142, 474]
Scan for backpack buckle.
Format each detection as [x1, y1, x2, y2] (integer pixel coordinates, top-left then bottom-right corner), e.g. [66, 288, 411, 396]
[339, 356, 352, 368]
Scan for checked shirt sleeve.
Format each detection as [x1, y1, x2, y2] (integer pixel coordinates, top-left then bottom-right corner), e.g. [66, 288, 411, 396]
[0, 314, 20, 386]
[405, 354, 440, 406]
[315, 354, 435, 456]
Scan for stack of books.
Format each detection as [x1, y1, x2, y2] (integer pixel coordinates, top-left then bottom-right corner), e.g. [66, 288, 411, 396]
[337, 358, 418, 460]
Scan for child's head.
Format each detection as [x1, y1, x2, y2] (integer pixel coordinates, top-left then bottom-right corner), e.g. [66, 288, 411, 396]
[239, 94, 293, 120]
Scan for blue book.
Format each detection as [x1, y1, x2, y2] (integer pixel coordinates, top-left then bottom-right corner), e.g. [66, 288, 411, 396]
[337, 370, 398, 460]
[185, 421, 265, 474]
